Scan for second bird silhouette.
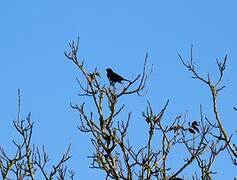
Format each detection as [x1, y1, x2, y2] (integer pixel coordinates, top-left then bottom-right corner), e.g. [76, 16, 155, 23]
[106, 68, 130, 84]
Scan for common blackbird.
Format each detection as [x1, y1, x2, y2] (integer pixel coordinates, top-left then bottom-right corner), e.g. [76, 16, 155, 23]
[106, 68, 129, 84]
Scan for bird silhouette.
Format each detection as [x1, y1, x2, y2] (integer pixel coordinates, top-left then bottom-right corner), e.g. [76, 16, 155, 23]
[106, 68, 130, 84]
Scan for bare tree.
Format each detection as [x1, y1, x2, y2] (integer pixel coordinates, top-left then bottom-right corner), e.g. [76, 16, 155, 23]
[0, 89, 74, 180]
[1, 38, 236, 179]
[65, 38, 236, 180]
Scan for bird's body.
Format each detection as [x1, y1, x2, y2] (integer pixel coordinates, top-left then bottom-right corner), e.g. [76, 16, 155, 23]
[106, 68, 129, 84]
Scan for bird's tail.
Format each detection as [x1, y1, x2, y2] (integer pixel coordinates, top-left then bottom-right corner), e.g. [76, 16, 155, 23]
[123, 79, 131, 83]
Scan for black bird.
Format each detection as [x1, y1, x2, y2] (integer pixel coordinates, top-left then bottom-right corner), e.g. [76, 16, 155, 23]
[106, 68, 129, 84]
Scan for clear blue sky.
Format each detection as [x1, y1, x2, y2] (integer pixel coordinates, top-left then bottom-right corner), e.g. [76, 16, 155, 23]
[1, 0, 237, 179]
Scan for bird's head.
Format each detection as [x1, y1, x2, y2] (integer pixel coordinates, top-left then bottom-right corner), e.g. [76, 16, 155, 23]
[106, 68, 113, 73]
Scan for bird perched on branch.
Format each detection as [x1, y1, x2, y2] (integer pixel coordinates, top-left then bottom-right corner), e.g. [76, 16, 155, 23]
[106, 68, 130, 84]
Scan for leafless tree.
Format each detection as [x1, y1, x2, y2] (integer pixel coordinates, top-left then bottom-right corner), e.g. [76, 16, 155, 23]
[65, 38, 237, 180]
[1, 38, 236, 180]
[0, 89, 74, 180]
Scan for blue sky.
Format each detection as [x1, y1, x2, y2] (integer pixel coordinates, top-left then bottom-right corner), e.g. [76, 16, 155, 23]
[0, 0, 237, 179]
